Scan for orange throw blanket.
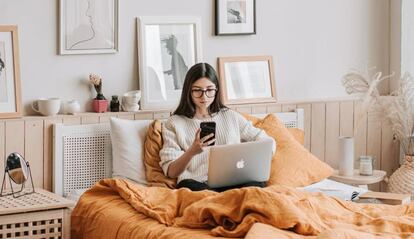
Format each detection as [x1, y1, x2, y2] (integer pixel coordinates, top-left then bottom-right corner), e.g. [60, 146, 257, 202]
[72, 179, 414, 238]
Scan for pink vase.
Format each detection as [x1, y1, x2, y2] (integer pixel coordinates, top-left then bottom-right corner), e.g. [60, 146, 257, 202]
[93, 99, 108, 113]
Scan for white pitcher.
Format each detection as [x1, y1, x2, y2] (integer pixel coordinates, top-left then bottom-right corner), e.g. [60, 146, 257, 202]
[63, 100, 80, 115]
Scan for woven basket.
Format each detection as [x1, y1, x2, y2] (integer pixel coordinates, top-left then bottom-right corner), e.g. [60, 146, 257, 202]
[387, 155, 414, 197]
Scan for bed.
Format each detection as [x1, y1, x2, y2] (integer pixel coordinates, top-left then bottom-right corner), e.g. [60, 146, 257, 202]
[53, 110, 414, 239]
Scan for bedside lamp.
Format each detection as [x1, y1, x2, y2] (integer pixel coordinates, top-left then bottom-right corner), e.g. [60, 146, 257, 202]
[1, 152, 35, 198]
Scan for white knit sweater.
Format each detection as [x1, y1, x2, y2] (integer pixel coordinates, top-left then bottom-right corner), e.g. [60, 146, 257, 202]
[159, 109, 276, 183]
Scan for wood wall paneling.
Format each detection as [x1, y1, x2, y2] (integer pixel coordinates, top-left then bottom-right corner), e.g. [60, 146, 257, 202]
[380, 120, 399, 191]
[310, 103, 326, 161]
[117, 114, 135, 120]
[134, 112, 154, 120]
[281, 104, 296, 112]
[296, 103, 311, 150]
[25, 120, 44, 188]
[43, 118, 63, 191]
[154, 112, 171, 119]
[251, 105, 267, 114]
[353, 101, 368, 166]
[366, 113, 382, 191]
[81, 116, 99, 124]
[325, 102, 340, 168]
[339, 101, 354, 137]
[266, 104, 282, 113]
[62, 116, 81, 125]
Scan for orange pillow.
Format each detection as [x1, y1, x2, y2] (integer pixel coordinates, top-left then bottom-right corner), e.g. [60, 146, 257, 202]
[143, 120, 176, 188]
[240, 112, 305, 145]
[255, 114, 333, 187]
[287, 128, 305, 145]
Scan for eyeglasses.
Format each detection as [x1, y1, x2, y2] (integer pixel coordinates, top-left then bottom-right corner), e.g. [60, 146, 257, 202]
[191, 89, 217, 98]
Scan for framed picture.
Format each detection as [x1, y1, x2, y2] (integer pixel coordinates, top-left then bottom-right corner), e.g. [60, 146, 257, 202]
[59, 0, 119, 55]
[218, 56, 276, 105]
[137, 16, 202, 110]
[215, 0, 256, 35]
[0, 26, 22, 119]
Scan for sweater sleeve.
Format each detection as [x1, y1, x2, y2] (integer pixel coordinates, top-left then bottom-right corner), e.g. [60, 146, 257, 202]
[159, 118, 185, 176]
[234, 110, 277, 153]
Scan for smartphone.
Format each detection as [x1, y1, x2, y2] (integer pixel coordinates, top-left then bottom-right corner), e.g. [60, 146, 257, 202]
[200, 122, 216, 146]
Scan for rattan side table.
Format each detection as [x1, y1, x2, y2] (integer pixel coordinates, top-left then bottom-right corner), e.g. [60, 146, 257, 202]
[0, 188, 74, 239]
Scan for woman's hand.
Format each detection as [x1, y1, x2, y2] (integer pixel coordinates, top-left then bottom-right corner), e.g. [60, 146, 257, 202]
[188, 129, 215, 156]
[166, 129, 215, 179]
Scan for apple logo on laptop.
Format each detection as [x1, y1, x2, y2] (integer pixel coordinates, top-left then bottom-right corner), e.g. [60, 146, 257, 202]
[236, 159, 245, 169]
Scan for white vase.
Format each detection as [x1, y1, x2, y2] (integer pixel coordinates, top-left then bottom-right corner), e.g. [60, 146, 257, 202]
[338, 136, 354, 176]
[63, 100, 80, 115]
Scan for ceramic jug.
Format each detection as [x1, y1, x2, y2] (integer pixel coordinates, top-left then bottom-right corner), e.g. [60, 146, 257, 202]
[63, 100, 80, 115]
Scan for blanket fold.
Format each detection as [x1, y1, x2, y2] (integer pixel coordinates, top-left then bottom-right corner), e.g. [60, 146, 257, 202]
[73, 179, 414, 238]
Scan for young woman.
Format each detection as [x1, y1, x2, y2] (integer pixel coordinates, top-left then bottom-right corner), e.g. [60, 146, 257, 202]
[160, 63, 275, 191]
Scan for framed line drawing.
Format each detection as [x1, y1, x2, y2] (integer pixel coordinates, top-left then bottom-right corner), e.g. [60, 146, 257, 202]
[215, 0, 256, 35]
[137, 16, 202, 110]
[218, 56, 276, 105]
[59, 0, 119, 55]
[0, 26, 22, 119]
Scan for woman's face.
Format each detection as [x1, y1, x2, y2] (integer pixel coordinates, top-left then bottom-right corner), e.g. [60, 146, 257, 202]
[191, 77, 217, 112]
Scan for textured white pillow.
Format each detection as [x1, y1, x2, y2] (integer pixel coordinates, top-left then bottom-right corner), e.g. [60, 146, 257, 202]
[110, 117, 152, 185]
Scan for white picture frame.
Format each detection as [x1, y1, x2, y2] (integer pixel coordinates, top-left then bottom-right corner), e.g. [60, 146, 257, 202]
[215, 0, 256, 35]
[0, 25, 22, 119]
[218, 56, 276, 105]
[59, 0, 119, 55]
[137, 16, 202, 110]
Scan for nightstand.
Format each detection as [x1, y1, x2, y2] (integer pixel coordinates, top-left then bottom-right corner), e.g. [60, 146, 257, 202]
[0, 188, 74, 239]
[329, 169, 387, 189]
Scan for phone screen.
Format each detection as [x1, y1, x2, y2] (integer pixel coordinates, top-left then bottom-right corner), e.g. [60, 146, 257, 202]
[200, 122, 216, 146]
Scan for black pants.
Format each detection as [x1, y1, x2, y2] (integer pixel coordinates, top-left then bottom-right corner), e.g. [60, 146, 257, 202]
[176, 179, 266, 192]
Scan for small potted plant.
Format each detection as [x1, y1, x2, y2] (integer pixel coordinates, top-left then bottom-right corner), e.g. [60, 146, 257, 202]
[89, 73, 108, 113]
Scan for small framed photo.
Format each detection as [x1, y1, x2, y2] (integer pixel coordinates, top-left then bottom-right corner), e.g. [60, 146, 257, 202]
[0, 26, 22, 118]
[137, 16, 202, 110]
[59, 0, 119, 55]
[218, 56, 276, 105]
[215, 0, 256, 35]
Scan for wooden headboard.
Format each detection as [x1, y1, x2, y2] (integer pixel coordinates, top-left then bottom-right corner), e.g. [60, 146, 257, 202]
[53, 109, 304, 197]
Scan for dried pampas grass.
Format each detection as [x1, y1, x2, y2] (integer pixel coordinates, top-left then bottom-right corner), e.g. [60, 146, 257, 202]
[342, 70, 414, 156]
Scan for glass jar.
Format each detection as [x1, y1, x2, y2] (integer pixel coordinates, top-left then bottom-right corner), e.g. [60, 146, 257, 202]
[359, 156, 374, 176]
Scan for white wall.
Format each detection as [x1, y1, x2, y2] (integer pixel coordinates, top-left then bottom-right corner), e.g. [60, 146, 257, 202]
[401, 0, 414, 80]
[0, 0, 390, 114]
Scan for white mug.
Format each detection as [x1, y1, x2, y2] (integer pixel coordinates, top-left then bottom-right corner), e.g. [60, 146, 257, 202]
[32, 98, 61, 116]
[121, 90, 141, 112]
[63, 100, 80, 115]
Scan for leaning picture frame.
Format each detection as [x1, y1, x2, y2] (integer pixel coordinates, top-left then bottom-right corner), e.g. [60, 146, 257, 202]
[217, 56, 276, 105]
[59, 0, 119, 55]
[137, 16, 202, 110]
[0, 25, 22, 119]
[215, 0, 256, 35]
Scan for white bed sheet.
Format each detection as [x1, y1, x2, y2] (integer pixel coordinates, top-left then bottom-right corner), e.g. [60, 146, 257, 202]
[66, 178, 367, 203]
[300, 179, 368, 201]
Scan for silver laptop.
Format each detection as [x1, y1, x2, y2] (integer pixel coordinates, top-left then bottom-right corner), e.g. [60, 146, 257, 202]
[207, 139, 273, 188]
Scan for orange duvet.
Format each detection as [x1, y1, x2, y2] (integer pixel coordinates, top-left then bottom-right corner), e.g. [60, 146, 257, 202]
[71, 179, 414, 239]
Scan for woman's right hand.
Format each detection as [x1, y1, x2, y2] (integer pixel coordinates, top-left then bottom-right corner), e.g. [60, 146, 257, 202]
[188, 129, 215, 156]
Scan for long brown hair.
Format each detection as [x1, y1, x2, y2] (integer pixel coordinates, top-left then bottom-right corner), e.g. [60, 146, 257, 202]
[173, 63, 227, 118]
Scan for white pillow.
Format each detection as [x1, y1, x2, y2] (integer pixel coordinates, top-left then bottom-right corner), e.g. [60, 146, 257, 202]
[110, 117, 152, 185]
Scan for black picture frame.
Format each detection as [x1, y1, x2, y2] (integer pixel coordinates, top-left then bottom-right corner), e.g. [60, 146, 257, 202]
[215, 0, 256, 36]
